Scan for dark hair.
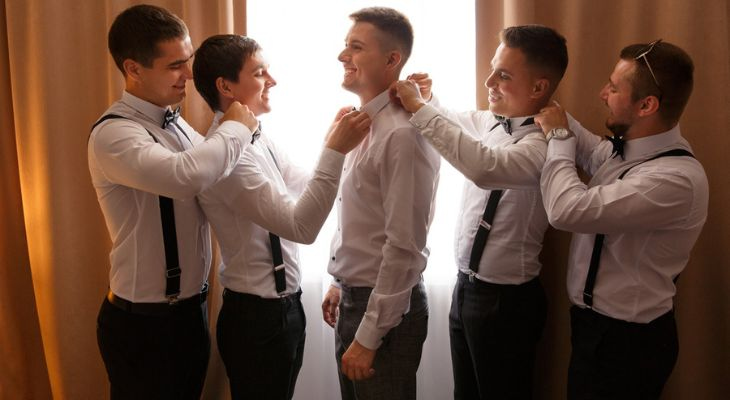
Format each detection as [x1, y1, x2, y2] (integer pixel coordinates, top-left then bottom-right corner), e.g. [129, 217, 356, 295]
[350, 7, 414, 64]
[620, 41, 694, 125]
[192, 35, 261, 112]
[108, 4, 188, 74]
[500, 25, 568, 93]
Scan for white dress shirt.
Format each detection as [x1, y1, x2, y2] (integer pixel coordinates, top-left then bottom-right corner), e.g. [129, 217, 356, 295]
[542, 123, 709, 322]
[199, 112, 345, 298]
[409, 99, 549, 284]
[88, 91, 251, 302]
[328, 90, 441, 349]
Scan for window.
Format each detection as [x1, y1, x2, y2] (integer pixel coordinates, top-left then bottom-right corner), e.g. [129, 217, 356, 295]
[247, 0, 475, 283]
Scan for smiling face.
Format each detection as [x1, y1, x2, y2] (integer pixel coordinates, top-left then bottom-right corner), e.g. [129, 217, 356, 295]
[224, 51, 276, 116]
[599, 59, 642, 137]
[126, 36, 194, 107]
[484, 43, 545, 118]
[338, 22, 394, 104]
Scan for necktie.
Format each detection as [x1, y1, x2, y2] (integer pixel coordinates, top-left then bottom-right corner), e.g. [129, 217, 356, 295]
[605, 134, 625, 160]
[251, 121, 262, 144]
[490, 116, 535, 135]
[162, 106, 181, 129]
[494, 115, 512, 134]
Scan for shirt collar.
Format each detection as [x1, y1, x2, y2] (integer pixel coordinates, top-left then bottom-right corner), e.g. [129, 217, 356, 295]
[490, 113, 538, 135]
[623, 124, 684, 161]
[121, 91, 177, 127]
[360, 90, 391, 119]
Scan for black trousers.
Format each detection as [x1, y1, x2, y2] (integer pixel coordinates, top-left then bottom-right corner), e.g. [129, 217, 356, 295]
[96, 296, 210, 400]
[568, 306, 678, 400]
[449, 272, 546, 400]
[217, 289, 306, 400]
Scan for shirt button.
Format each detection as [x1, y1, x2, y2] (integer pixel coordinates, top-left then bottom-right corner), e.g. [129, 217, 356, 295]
[331, 257, 336, 261]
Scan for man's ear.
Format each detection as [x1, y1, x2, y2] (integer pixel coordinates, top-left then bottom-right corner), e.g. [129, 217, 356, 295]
[637, 95, 660, 117]
[531, 78, 550, 100]
[215, 77, 234, 99]
[385, 50, 403, 71]
[123, 59, 142, 81]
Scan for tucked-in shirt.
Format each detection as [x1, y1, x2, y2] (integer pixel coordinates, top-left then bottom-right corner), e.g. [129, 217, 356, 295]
[328, 90, 441, 349]
[409, 98, 548, 284]
[199, 112, 345, 298]
[88, 91, 251, 302]
[541, 123, 709, 323]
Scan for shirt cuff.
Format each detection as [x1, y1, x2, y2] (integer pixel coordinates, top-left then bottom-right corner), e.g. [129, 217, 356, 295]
[409, 104, 440, 131]
[547, 136, 577, 162]
[218, 120, 253, 144]
[354, 316, 388, 350]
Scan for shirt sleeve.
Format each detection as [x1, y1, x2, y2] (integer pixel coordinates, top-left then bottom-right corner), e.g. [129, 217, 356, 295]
[354, 127, 438, 349]
[567, 114, 604, 176]
[211, 147, 344, 244]
[91, 119, 251, 198]
[267, 138, 314, 196]
[411, 104, 546, 190]
[541, 138, 696, 234]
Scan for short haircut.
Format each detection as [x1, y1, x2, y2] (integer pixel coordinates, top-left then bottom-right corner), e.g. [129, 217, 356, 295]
[620, 41, 694, 125]
[500, 25, 568, 93]
[108, 4, 188, 74]
[192, 35, 262, 112]
[350, 7, 414, 64]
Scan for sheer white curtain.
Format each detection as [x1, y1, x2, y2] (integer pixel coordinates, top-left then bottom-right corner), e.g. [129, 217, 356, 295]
[247, 1, 475, 398]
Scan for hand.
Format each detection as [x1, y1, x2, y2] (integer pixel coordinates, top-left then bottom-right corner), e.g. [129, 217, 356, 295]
[325, 111, 371, 154]
[390, 80, 427, 113]
[535, 100, 569, 136]
[325, 106, 356, 141]
[321, 284, 341, 327]
[221, 101, 258, 132]
[341, 340, 376, 381]
[406, 72, 433, 101]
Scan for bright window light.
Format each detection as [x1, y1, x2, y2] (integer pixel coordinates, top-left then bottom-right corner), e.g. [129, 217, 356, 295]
[247, 0, 475, 284]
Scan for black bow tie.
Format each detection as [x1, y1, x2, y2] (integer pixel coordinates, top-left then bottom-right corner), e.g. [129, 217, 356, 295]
[251, 121, 262, 144]
[605, 134, 626, 160]
[162, 106, 181, 129]
[490, 116, 534, 135]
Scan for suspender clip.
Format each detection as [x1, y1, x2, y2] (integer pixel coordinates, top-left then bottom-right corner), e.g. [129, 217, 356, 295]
[166, 267, 182, 278]
[166, 294, 180, 304]
[479, 219, 492, 230]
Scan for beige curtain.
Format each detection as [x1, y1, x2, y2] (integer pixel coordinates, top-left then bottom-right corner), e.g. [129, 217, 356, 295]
[1, 0, 728, 399]
[0, 0, 245, 398]
[476, 1, 730, 399]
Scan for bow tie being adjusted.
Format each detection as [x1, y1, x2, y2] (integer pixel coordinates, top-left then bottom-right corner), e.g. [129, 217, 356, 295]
[251, 120, 262, 144]
[605, 134, 626, 160]
[491, 116, 535, 135]
[162, 106, 181, 129]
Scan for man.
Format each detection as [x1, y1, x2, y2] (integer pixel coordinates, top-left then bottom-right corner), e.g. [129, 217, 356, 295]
[320, 7, 440, 400]
[393, 25, 568, 399]
[192, 34, 370, 400]
[88, 5, 255, 399]
[535, 40, 708, 399]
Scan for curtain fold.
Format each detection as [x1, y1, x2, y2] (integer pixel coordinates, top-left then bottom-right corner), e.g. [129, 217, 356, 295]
[1, 0, 728, 399]
[477, 1, 730, 399]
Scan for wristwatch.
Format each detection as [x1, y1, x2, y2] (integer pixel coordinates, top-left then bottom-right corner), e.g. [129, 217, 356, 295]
[546, 127, 574, 141]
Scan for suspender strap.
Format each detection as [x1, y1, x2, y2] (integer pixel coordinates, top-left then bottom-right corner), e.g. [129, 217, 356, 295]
[266, 145, 286, 295]
[466, 134, 529, 274]
[91, 114, 182, 301]
[583, 148, 695, 308]
[468, 189, 504, 272]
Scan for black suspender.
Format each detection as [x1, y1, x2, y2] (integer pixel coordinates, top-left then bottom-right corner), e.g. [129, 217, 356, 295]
[91, 114, 182, 301]
[583, 148, 695, 308]
[265, 146, 287, 295]
[467, 134, 528, 276]
[468, 189, 503, 273]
